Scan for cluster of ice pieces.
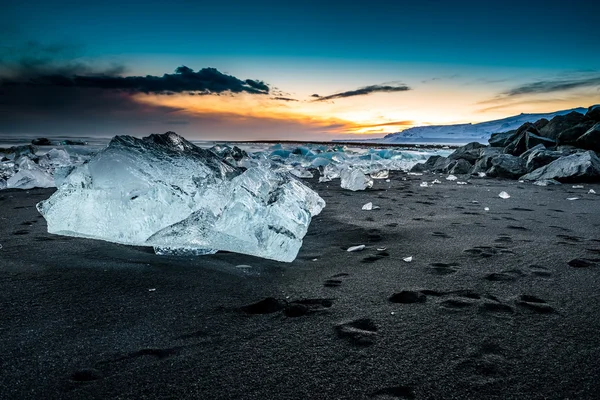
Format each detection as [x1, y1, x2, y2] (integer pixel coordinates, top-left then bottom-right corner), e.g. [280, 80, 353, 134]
[218, 143, 449, 191]
[36, 132, 325, 262]
[0, 146, 92, 190]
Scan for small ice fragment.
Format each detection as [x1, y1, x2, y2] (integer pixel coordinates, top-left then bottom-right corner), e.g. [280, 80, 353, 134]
[589, 189, 596, 194]
[484, 207, 490, 211]
[376, 247, 387, 251]
[420, 182, 428, 187]
[403, 256, 413, 262]
[0, 244, 2, 249]
[518, 180, 524, 183]
[148, 288, 156, 292]
[362, 202, 373, 210]
[498, 191, 510, 199]
[457, 182, 467, 185]
[478, 172, 486, 177]
[347, 245, 366, 252]
[370, 170, 389, 179]
[572, 185, 584, 189]
[407, 172, 423, 176]
[312, 258, 318, 261]
[567, 197, 579, 201]
[385, 179, 391, 183]
[432, 179, 441, 184]
[235, 264, 252, 269]
[402, 178, 407, 181]
[446, 175, 457, 181]
[391, 312, 395, 315]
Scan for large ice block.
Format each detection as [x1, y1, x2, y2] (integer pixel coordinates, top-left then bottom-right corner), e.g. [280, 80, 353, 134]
[37, 132, 325, 262]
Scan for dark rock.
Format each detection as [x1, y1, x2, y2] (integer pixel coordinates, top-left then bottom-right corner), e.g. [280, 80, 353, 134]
[534, 118, 549, 130]
[539, 111, 586, 140]
[449, 158, 472, 174]
[31, 138, 53, 146]
[448, 142, 486, 163]
[557, 121, 596, 145]
[430, 156, 453, 172]
[575, 122, 600, 152]
[516, 122, 540, 136]
[410, 162, 428, 172]
[525, 148, 563, 172]
[471, 147, 502, 174]
[520, 151, 600, 182]
[586, 105, 600, 122]
[489, 130, 517, 147]
[519, 144, 545, 159]
[486, 154, 527, 179]
[505, 130, 555, 157]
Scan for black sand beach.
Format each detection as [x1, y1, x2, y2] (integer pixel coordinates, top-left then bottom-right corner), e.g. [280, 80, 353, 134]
[1, 173, 600, 399]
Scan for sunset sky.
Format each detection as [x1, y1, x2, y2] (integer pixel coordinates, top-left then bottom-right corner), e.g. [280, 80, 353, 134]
[1, 0, 599, 140]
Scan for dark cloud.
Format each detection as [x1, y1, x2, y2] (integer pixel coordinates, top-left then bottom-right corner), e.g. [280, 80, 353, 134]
[272, 96, 299, 102]
[502, 75, 600, 97]
[1, 65, 271, 95]
[314, 83, 410, 101]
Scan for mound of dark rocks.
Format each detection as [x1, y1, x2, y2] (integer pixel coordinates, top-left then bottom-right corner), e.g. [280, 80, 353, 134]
[412, 105, 600, 183]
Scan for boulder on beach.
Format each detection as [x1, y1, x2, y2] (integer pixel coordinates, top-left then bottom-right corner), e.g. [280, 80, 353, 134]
[486, 154, 527, 179]
[520, 150, 600, 182]
[575, 122, 600, 152]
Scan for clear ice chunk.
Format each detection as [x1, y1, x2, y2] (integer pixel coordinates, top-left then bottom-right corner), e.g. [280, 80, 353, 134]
[340, 168, 373, 191]
[37, 132, 325, 262]
[498, 191, 510, 199]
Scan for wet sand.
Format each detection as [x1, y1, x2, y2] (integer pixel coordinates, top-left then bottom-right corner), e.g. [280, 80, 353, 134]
[1, 173, 600, 399]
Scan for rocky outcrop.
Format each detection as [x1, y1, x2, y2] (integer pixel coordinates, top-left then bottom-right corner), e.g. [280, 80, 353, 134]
[520, 151, 600, 183]
[416, 108, 600, 183]
[586, 105, 600, 122]
[448, 142, 486, 163]
[31, 138, 53, 146]
[557, 121, 596, 145]
[489, 131, 517, 147]
[575, 122, 600, 152]
[539, 111, 587, 140]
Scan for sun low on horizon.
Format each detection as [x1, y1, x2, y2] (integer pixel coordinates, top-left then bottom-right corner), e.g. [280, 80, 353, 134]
[1, 0, 599, 141]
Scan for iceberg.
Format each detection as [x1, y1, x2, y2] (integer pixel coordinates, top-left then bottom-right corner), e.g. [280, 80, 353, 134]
[37, 132, 325, 262]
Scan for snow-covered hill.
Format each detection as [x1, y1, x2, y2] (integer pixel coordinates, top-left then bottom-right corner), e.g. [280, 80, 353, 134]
[376, 107, 588, 144]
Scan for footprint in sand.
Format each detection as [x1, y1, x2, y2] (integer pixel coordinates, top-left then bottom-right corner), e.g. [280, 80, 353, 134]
[73, 347, 179, 382]
[324, 273, 349, 287]
[429, 262, 460, 275]
[568, 258, 598, 268]
[453, 342, 511, 384]
[431, 231, 452, 238]
[335, 318, 378, 346]
[515, 295, 555, 313]
[361, 251, 390, 263]
[389, 290, 426, 304]
[485, 268, 527, 282]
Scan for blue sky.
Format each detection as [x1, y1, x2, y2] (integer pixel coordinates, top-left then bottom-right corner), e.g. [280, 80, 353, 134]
[1, 0, 598, 139]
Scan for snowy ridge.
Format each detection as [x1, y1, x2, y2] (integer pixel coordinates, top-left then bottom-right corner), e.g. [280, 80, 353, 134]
[378, 107, 588, 144]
